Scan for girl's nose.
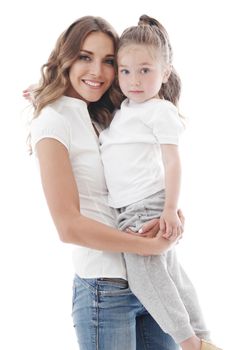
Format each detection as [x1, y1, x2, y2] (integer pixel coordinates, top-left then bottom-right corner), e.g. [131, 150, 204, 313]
[130, 74, 141, 86]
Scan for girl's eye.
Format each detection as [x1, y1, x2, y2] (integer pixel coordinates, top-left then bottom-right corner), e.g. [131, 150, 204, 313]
[120, 69, 130, 75]
[105, 58, 115, 65]
[141, 68, 150, 74]
[78, 55, 91, 61]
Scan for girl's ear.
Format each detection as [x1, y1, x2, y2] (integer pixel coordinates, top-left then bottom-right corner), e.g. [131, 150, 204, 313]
[162, 64, 172, 83]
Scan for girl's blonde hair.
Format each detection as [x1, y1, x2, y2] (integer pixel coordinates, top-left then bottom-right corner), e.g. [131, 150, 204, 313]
[118, 15, 181, 107]
[33, 16, 123, 126]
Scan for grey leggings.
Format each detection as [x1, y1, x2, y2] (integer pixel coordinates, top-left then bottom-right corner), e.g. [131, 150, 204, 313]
[117, 191, 210, 344]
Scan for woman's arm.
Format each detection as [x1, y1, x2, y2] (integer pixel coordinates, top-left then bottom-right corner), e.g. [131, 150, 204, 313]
[160, 144, 183, 238]
[36, 138, 179, 256]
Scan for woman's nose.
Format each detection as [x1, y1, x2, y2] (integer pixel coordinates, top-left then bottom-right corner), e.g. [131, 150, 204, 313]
[89, 61, 102, 76]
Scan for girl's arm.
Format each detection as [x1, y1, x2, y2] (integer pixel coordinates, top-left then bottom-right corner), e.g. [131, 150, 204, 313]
[160, 144, 183, 238]
[36, 138, 180, 256]
[22, 84, 37, 102]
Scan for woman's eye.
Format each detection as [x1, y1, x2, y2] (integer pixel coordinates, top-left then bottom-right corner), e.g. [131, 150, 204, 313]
[105, 58, 115, 65]
[78, 55, 91, 61]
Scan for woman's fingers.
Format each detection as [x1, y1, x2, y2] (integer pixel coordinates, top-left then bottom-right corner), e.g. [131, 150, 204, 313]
[138, 218, 160, 234]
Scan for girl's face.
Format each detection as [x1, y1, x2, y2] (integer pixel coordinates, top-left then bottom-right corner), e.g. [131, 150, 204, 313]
[118, 44, 170, 103]
[66, 32, 115, 103]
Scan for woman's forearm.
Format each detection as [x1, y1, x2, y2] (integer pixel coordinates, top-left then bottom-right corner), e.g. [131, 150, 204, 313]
[55, 210, 171, 256]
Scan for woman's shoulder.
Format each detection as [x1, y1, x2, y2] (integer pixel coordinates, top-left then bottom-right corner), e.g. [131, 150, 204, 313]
[30, 101, 71, 152]
[31, 104, 68, 131]
[32, 95, 86, 127]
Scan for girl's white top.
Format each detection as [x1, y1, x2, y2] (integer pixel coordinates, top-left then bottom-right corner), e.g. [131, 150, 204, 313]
[31, 96, 126, 279]
[99, 98, 184, 208]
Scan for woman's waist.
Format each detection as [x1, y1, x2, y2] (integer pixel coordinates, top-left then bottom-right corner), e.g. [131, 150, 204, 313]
[72, 247, 127, 279]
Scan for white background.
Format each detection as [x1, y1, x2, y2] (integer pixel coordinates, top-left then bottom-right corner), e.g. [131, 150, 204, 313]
[0, 0, 232, 349]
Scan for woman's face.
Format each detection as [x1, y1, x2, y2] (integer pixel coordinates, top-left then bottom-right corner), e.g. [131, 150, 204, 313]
[67, 32, 115, 103]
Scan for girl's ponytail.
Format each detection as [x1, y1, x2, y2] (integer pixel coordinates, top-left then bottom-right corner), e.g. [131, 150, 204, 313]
[159, 68, 181, 106]
[138, 15, 181, 106]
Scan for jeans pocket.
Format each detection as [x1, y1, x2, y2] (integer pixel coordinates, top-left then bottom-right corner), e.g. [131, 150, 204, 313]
[97, 279, 131, 297]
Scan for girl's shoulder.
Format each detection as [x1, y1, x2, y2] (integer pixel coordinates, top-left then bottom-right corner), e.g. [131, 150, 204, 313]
[150, 98, 178, 113]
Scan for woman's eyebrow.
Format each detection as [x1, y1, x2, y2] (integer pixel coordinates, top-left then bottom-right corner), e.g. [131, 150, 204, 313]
[80, 50, 114, 58]
[80, 50, 93, 55]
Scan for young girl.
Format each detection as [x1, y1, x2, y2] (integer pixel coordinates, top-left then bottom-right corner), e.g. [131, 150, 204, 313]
[99, 15, 222, 350]
[28, 15, 185, 350]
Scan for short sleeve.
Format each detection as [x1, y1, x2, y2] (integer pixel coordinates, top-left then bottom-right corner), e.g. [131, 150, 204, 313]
[145, 101, 184, 145]
[30, 106, 70, 153]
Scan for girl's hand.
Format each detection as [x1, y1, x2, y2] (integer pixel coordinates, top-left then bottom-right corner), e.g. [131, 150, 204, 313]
[160, 209, 183, 240]
[22, 84, 36, 102]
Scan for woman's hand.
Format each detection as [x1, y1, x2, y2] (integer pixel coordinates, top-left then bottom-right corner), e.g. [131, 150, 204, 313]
[124, 218, 160, 238]
[139, 218, 160, 238]
[126, 208, 185, 240]
[140, 229, 180, 256]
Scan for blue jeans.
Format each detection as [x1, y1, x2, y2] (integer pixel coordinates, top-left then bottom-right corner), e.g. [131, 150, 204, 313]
[72, 275, 179, 350]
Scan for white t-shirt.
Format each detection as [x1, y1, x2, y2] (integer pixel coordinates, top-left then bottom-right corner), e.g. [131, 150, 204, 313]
[31, 96, 126, 279]
[99, 98, 184, 208]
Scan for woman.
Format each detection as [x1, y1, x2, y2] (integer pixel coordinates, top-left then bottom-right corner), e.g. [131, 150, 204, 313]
[26, 16, 184, 349]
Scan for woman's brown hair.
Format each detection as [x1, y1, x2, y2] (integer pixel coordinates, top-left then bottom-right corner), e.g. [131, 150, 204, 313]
[33, 16, 123, 127]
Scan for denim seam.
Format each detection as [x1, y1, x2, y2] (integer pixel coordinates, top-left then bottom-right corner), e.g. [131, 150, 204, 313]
[76, 276, 96, 294]
[138, 318, 148, 350]
[96, 284, 99, 350]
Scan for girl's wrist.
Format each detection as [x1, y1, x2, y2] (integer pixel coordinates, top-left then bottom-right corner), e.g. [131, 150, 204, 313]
[163, 205, 178, 212]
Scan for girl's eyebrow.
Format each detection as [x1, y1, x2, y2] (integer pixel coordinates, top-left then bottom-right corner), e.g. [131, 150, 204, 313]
[139, 62, 154, 66]
[118, 62, 153, 67]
